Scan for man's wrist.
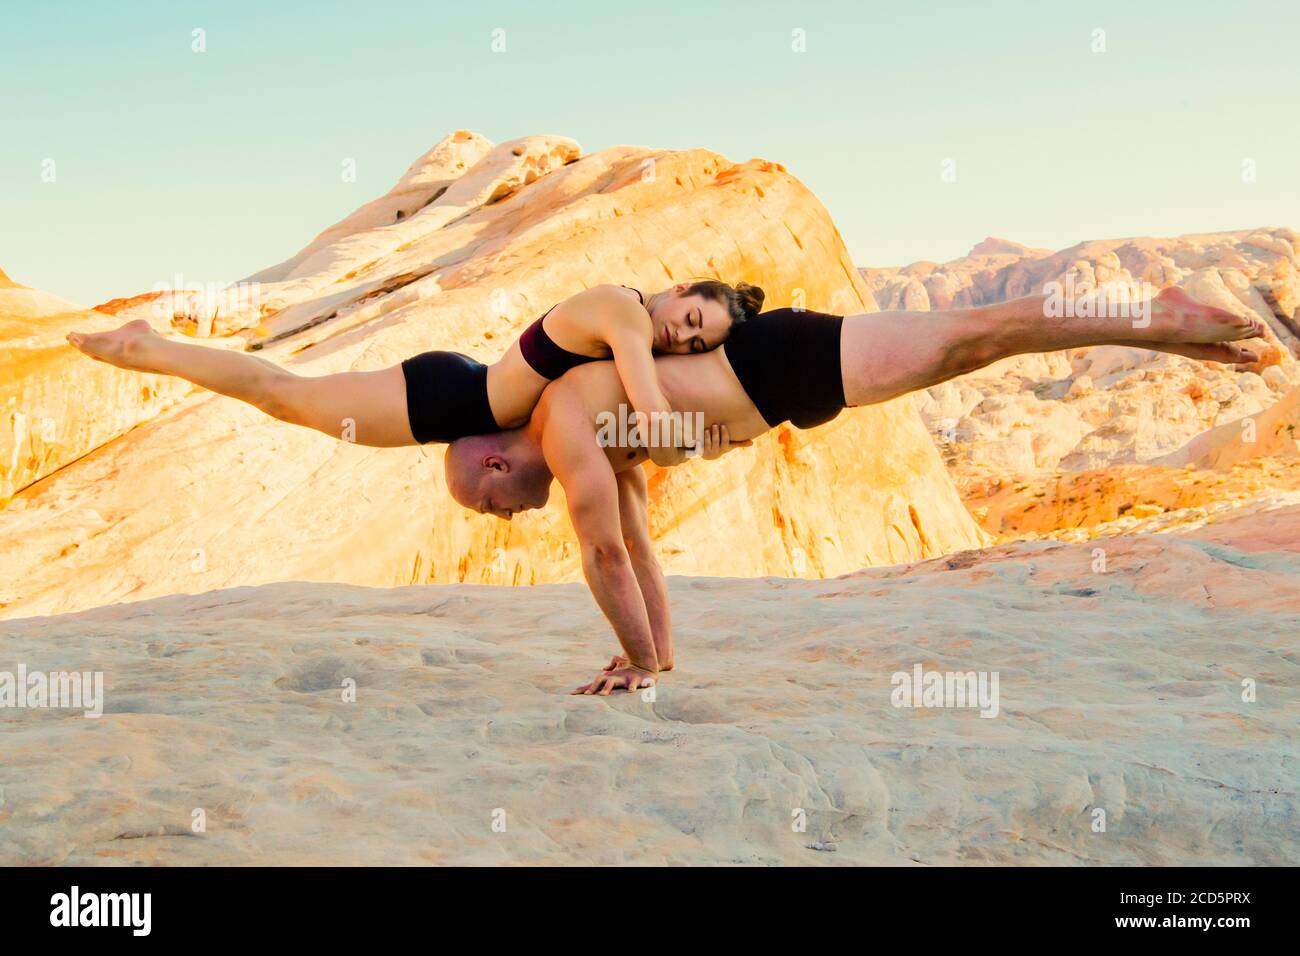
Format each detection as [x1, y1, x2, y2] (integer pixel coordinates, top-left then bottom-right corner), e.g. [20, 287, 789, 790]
[627, 660, 659, 676]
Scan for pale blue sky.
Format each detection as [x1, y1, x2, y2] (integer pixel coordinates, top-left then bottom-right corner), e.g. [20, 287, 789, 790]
[3, 0, 1297, 307]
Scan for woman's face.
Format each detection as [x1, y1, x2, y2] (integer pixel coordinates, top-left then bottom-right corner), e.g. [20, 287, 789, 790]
[650, 291, 733, 355]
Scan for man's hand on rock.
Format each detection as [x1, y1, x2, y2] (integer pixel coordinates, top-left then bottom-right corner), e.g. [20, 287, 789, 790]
[603, 653, 672, 673]
[571, 660, 658, 696]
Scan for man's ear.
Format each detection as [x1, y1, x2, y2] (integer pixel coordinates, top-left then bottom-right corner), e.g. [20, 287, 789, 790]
[484, 454, 509, 473]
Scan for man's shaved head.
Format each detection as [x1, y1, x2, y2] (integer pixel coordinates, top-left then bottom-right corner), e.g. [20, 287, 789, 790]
[444, 431, 552, 520]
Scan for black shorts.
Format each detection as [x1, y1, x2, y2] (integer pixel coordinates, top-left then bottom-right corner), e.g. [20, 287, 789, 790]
[401, 350, 502, 444]
[722, 308, 846, 429]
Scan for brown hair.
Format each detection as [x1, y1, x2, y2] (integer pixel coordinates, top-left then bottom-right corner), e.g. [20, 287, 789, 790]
[683, 278, 765, 327]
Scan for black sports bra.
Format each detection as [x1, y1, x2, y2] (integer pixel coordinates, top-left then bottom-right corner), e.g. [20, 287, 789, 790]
[519, 286, 644, 380]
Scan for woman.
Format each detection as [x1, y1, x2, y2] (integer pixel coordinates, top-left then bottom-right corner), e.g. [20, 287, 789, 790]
[67, 279, 764, 466]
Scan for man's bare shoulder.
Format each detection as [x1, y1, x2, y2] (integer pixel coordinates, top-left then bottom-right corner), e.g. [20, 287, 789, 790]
[534, 370, 647, 473]
[532, 370, 608, 439]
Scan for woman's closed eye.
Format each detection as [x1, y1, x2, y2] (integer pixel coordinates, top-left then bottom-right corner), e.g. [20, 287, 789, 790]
[688, 308, 705, 351]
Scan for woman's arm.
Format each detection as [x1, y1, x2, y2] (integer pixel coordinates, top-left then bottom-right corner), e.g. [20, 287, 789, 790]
[590, 288, 692, 467]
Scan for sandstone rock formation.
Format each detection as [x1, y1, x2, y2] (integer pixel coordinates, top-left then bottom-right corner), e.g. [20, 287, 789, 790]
[0, 132, 984, 619]
[0, 272, 196, 501]
[862, 231, 1300, 540]
[3, 504, 1295, 865]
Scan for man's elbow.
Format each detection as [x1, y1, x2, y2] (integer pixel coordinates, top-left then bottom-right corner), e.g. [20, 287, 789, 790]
[583, 537, 629, 569]
[621, 529, 656, 562]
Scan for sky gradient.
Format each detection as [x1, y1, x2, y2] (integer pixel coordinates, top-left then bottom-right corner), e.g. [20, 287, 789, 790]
[3, 0, 1297, 307]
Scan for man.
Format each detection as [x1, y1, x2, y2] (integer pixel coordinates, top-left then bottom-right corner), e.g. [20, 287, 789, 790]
[443, 287, 1266, 695]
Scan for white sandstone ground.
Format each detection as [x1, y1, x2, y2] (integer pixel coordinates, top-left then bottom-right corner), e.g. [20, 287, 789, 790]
[2, 505, 1295, 866]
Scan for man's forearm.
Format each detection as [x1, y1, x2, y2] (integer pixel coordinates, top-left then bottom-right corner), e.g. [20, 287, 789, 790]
[582, 546, 659, 672]
[628, 547, 672, 668]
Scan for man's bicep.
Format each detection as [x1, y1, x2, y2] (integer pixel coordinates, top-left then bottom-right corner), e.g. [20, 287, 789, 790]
[543, 421, 622, 547]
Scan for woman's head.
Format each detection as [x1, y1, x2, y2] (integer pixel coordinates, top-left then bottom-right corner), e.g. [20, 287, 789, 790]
[646, 279, 764, 355]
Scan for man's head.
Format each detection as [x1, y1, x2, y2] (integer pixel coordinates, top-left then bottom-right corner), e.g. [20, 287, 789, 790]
[444, 430, 552, 520]
[645, 279, 764, 355]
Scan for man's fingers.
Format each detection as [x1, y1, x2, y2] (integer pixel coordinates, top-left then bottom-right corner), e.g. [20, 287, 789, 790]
[598, 679, 616, 696]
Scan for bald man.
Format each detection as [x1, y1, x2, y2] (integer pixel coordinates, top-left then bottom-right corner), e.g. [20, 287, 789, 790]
[441, 289, 1263, 694]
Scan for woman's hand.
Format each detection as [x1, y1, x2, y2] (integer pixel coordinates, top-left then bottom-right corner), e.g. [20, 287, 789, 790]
[571, 661, 658, 696]
[698, 423, 752, 461]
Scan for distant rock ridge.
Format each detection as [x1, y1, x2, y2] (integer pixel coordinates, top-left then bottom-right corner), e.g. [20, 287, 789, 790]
[863, 228, 1300, 334]
[967, 236, 1052, 258]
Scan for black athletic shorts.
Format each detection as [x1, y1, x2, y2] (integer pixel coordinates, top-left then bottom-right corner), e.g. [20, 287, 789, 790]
[401, 350, 503, 444]
[722, 307, 846, 429]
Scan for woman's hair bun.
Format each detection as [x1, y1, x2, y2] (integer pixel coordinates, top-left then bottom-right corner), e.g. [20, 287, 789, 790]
[733, 281, 765, 319]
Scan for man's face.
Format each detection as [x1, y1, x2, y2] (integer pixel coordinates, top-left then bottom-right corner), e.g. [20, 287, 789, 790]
[476, 482, 530, 521]
[447, 444, 549, 520]
[649, 292, 732, 355]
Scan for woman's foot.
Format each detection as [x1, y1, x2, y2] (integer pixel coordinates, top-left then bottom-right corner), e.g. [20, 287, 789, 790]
[1117, 339, 1259, 365]
[66, 319, 163, 372]
[1139, 286, 1266, 344]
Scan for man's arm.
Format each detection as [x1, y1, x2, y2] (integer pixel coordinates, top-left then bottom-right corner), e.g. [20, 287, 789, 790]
[613, 465, 672, 670]
[540, 402, 660, 693]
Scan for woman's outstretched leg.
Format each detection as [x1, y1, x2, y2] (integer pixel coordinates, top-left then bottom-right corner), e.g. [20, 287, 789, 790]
[841, 287, 1267, 407]
[67, 320, 417, 447]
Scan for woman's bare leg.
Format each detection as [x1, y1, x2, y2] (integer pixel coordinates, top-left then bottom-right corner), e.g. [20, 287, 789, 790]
[67, 320, 417, 447]
[841, 288, 1267, 406]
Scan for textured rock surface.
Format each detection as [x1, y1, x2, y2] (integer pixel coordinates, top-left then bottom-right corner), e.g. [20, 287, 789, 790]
[2, 504, 1295, 866]
[863, 231, 1300, 539]
[0, 132, 984, 618]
